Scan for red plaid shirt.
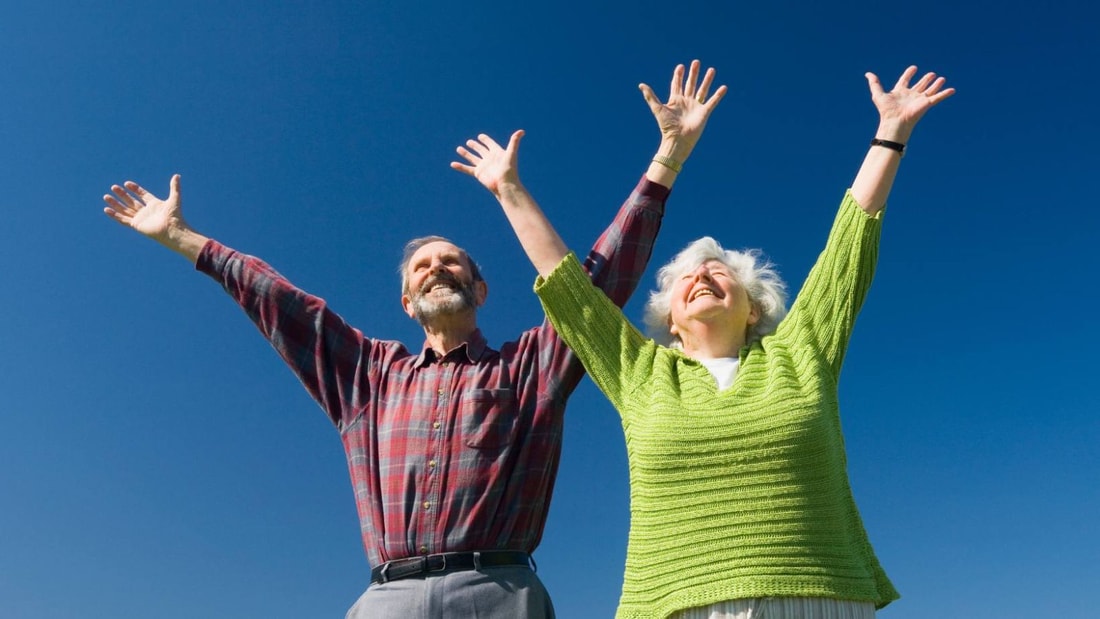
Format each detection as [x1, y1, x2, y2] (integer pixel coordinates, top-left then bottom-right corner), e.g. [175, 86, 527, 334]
[197, 177, 667, 568]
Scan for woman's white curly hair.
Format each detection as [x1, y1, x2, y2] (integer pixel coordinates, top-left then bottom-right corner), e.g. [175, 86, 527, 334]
[643, 236, 789, 349]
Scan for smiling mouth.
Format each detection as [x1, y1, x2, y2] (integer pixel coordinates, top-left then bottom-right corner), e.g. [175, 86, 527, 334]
[421, 278, 459, 295]
[689, 289, 718, 302]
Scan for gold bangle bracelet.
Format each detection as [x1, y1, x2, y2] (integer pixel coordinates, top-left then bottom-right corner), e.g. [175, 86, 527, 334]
[651, 155, 683, 174]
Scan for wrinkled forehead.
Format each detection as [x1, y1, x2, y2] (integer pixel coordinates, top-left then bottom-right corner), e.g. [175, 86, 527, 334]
[407, 241, 468, 269]
[677, 257, 733, 279]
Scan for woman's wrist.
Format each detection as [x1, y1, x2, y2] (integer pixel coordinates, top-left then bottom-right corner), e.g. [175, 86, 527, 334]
[494, 179, 529, 204]
[874, 119, 915, 144]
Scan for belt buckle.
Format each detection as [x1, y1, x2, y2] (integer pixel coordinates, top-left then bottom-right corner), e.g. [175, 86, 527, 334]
[427, 553, 447, 573]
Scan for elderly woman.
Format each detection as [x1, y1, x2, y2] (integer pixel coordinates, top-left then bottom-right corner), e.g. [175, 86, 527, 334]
[457, 63, 953, 618]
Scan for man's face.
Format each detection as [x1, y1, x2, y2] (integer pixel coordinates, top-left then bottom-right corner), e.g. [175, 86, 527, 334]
[401, 241, 486, 324]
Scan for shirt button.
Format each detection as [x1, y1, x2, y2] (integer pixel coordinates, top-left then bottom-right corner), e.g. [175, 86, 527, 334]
[422, 501, 431, 509]
[433, 421, 441, 430]
[428, 460, 437, 468]
[437, 388, 445, 396]
[419, 545, 428, 555]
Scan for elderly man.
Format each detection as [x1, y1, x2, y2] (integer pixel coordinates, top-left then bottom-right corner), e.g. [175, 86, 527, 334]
[102, 61, 725, 618]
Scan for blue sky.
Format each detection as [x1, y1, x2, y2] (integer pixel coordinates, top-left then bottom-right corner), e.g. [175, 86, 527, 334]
[2, 1, 1098, 617]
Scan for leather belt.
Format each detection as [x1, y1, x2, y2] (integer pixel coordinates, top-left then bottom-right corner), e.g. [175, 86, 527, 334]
[370, 550, 532, 585]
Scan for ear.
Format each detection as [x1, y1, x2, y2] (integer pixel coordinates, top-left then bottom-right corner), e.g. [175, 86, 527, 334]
[746, 303, 761, 326]
[668, 316, 679, 337]
[401, 292, 417, 319]
[473, 280, 488, 307]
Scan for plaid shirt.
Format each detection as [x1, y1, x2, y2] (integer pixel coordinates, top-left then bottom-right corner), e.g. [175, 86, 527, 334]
[197, 177, 668, 568]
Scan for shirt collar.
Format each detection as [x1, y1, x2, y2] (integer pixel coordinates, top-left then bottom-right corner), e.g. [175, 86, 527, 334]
[413, 329, 489, 368]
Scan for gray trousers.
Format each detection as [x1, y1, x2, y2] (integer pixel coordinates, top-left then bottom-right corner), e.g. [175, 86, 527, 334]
[345, 566, 555, 618]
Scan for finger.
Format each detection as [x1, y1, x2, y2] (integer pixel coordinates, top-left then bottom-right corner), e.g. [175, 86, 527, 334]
[465, 139, 490, 156]
[506, 129, 524, 153]
[449, 161, 476, 176]
[865, 72, 885, 98]
[103, 193, 136, 215]
[639, 83, 663, 115]
[696, 67, 716, 102]
[684, 60, 701, 99]
[455, 146, 480, 164]
[168, 174, 181, 203]
[928, 87, 956, 105]
[704, 84, 728, 110]
[913, 72, 936, 92]
[924, 76, 947, 96]
[111, 184, 141, 209]
[477, 133, 504, 151]
[103, 206, 134, 226]
[125, 181, 158, 204]
[669, 63, 685, 100]
[894, 65, 918, 91]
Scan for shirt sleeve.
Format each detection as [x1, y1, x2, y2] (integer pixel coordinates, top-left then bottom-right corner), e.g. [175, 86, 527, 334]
[775, 190, 883, 378]
[530, 176, 668, 403]
[196, 240, 384, 429]
[582, 176, 669, 305]
[535, 253, 655, 414]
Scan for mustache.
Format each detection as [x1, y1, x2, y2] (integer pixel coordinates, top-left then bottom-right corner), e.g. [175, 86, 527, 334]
[418, 272, 463, 295]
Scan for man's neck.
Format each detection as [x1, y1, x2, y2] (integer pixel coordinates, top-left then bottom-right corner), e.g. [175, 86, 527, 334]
[421, 314, 479, 357]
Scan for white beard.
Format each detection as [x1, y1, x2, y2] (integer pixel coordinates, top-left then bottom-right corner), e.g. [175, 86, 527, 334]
[410, 282, 477, 325]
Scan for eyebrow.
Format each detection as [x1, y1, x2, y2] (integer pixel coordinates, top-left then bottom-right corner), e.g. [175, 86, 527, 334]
[681, 260, 730, 275]
[413, 252, 463, 268]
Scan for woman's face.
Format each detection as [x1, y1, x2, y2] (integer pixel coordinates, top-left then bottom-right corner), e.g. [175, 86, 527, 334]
[668, 259, 758, 340]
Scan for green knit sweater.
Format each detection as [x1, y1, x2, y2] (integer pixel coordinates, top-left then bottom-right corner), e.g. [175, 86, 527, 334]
[535, 192, 899, 618]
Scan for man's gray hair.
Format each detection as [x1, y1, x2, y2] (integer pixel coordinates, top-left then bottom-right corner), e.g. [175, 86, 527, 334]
[398, 236, 484, 294]
[643, 236, 788, 349]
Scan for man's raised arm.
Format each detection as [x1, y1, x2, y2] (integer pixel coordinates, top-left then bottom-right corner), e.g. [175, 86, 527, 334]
[451, 60, 727, 280]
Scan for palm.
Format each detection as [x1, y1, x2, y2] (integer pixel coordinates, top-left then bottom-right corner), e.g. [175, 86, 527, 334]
[451, 132, 522, 196]
[129, 195, 177, 237]
[639, 61, 727, 156]
[875, 89, 936, 125]
[653, 96, 710, 141]
[473, 148, 516, 195]
[868, 66, 955, 127]
[103, 176, 183, 242]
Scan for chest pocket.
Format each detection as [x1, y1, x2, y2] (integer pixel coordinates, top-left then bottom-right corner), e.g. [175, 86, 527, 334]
[462, 388, 518, 449]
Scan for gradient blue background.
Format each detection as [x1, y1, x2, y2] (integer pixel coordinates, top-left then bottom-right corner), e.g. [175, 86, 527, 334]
[2, 1, 1097, 617]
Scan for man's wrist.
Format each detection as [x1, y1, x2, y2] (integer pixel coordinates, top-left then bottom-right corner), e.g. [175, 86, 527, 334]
[652, 155, 683, 173]
[656, 137, 693, 163]
[162, 224, 208, 264]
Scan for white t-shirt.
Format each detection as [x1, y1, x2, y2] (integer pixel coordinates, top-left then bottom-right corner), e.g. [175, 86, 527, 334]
[698, 357, 740, 391]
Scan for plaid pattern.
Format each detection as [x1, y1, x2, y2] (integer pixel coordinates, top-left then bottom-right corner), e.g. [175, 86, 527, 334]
[197, 177, 668, 568]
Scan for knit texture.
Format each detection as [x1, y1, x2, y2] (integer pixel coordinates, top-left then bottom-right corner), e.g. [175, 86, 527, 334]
[536, 192, 899, 618]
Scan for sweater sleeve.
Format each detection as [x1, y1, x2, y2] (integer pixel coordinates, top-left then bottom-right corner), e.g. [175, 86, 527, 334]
[528, 176, 667, 407]
[535, 252, 655, 414]
[775, 190, 883, 378]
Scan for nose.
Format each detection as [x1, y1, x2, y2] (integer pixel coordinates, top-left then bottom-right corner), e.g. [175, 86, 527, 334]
[691, 264, 713, 282]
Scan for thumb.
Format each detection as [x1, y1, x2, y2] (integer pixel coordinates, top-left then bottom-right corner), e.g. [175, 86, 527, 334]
[865, 72, 885, 99]
[638, 83, 663, 115]
[169, 174, 182, 203]
[507, 129, 525, 152]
